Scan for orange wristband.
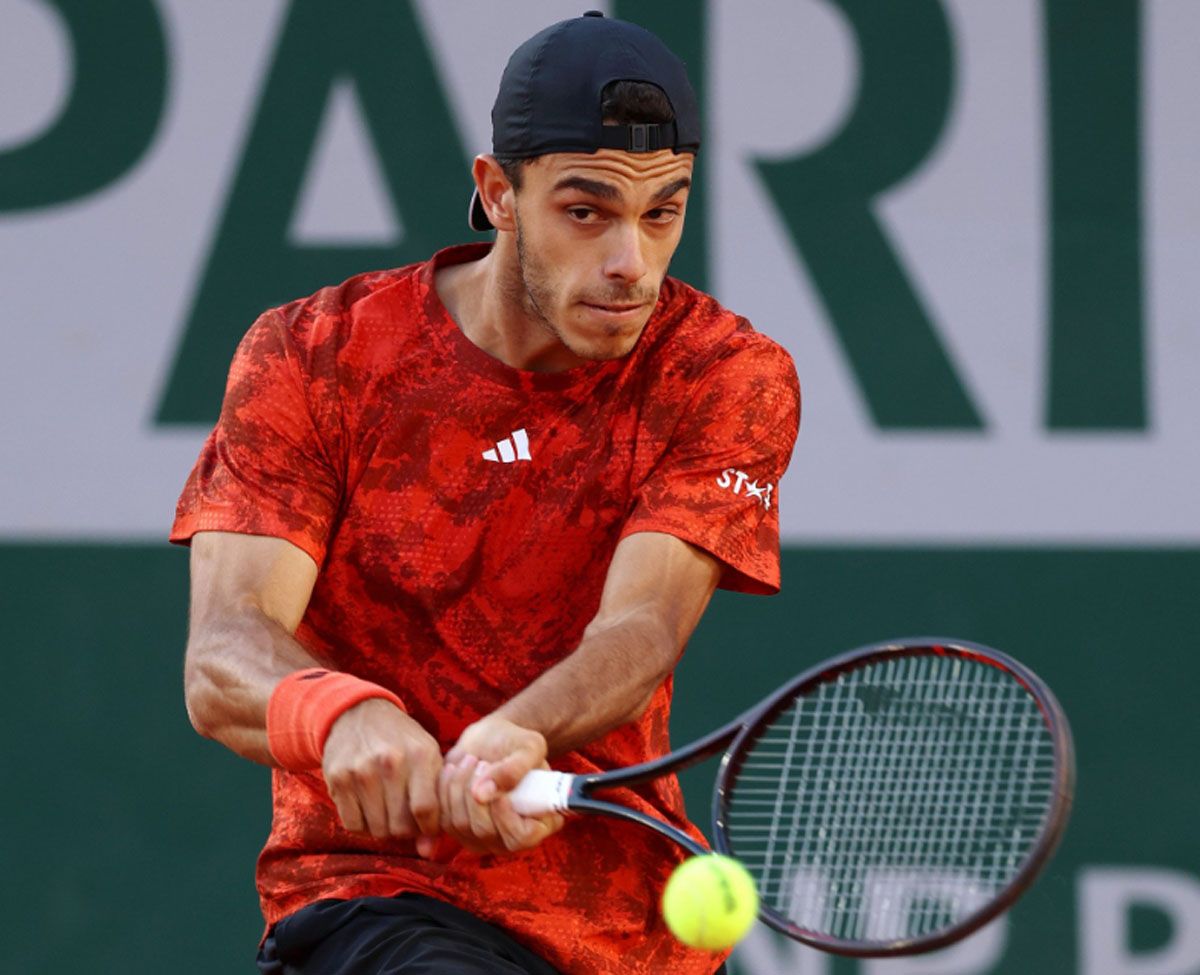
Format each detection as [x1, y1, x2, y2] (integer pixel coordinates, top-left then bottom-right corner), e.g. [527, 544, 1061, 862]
[266, 668, 405, 771]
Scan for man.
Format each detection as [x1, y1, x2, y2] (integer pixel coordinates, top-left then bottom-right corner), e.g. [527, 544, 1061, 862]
[172, 11, 799, 975]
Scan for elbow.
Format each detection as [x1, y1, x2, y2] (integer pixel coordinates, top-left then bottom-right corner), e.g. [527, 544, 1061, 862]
[182, 600, 269, 743]
[620, 656, 673, 725]
[183, 644, 225, 741]
[624, 687, 659, 725]
[615, 612, 683, 724]
[575, 604, 682, 732]
[183, 660, 214, 740]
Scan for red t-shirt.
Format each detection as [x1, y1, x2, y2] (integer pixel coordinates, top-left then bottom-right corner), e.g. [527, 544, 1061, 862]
[171, 243, 800, 974]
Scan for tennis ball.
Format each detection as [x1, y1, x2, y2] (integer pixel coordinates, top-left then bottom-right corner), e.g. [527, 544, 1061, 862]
[661, 854, 759, 951]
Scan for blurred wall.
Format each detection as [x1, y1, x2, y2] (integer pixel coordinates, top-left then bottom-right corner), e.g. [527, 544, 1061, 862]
[1, 2, 1197, 972]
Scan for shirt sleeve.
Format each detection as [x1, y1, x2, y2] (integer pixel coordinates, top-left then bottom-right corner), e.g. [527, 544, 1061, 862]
[620, 335, 800, 594]
[169, 308, 343, 567]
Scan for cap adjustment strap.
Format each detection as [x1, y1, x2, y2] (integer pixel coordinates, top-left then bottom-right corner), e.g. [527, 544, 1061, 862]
[596, 120, 678, 153]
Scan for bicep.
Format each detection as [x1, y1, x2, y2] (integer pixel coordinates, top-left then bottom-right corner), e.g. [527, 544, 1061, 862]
[188, 531, 319, 637]
[591, 530, 721, 652]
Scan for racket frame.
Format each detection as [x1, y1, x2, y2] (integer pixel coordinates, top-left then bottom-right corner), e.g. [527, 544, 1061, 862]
[712, 638, 1076, 956]
[526, 637, 1075, 957]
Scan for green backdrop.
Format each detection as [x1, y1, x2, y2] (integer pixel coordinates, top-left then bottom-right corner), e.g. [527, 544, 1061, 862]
[4, 546, 1196, 972]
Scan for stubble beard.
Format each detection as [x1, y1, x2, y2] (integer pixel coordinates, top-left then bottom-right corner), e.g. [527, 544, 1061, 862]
[513, 214, 660, 362]
[513, 214, 567, 348]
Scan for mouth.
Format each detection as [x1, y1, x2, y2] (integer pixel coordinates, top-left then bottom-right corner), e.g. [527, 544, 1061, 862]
[579, 301, 648, 322]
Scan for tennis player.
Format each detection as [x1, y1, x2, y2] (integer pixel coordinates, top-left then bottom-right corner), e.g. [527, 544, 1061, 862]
[172, 11, 799, 975]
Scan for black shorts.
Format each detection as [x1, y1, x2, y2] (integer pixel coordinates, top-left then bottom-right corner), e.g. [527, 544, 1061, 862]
[255, 893, 729, 974]
[256, 894, 561, 974]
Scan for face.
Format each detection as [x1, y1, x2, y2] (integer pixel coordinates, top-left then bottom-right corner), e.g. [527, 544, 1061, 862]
[508, 148, 694, 361]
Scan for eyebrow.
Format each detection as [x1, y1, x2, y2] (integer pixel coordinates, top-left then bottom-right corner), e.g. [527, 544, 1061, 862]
[552, 176, 620, 201]
[551, 175, 692, 205]
[650, 176, 692, 204]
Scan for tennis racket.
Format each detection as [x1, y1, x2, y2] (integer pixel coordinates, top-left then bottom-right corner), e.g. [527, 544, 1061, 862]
[511, 637, 1074, 957]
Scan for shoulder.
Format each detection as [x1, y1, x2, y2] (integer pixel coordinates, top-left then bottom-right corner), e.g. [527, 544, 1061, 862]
[238, 248, 465, 399]
[254, 243, 488, 380]
[257, 263, 422, 363]
[640, 277, 799, 397]
[220, 263, 429, 448]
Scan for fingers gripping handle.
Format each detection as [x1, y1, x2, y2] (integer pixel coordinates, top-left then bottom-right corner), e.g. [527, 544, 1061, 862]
[510, 770, 575, 815]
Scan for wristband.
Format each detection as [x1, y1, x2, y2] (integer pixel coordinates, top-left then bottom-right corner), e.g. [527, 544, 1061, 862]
[266, 668, 405, 771]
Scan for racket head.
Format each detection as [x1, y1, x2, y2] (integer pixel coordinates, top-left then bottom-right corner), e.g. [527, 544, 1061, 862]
[713, 638, 1074, 957]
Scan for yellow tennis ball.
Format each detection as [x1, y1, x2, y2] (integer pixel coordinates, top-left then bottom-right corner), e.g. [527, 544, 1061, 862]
[661, 854, 759, 951]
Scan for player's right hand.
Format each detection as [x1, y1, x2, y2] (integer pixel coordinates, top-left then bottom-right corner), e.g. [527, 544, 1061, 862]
[321, 698, 443, 855]
[438, 716, 565, 855]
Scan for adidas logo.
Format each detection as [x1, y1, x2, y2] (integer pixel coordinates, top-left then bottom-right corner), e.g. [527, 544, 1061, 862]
[482, 428, 532, 463]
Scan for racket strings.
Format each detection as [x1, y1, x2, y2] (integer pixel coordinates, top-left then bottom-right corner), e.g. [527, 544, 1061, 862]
[724, 655, 1057, 943]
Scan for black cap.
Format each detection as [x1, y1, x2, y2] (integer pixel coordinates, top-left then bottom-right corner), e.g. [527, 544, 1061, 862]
[469, 11, 701, 231]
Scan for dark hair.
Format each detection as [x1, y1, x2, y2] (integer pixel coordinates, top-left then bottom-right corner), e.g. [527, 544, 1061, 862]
[496, 80, 676, 191]
[599, 79, 675, 126]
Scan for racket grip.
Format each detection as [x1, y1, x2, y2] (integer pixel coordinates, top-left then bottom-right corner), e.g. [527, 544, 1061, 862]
[510, 770, 574, 815]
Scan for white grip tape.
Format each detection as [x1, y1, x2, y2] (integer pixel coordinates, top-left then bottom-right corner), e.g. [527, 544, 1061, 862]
[509, 769, 574, 816]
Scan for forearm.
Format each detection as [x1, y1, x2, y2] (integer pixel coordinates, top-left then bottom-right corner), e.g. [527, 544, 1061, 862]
[184, 603, 325, 765]
[493, 607, 678, 756]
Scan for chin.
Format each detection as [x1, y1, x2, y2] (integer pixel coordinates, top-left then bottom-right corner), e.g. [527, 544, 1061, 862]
[559, 312, 652, 361]
[566, 331, 643, 362]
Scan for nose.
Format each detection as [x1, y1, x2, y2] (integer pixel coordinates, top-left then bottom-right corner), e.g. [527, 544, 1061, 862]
[603, 224, 648, 285]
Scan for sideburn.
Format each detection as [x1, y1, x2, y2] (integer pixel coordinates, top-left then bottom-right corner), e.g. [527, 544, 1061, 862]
[513, 215, 560, 338]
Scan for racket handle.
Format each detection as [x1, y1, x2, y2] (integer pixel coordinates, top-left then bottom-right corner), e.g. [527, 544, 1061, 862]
[510, 770, 574, 815]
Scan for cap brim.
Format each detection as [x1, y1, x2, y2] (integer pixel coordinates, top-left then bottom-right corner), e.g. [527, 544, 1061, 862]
[468, 188, 494, 231]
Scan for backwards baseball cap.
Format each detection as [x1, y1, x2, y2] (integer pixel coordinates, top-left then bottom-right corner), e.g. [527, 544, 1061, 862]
[468, 10, 701, 231]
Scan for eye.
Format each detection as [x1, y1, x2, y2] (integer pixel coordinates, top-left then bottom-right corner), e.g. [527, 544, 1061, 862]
[566, 206, 598, 223]
[645, 207, 680, 224]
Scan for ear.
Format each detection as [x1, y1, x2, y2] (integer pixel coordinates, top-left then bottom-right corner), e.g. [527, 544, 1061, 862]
[472, 155, 517, 232]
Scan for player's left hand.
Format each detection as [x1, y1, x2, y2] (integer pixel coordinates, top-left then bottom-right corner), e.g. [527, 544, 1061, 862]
[440, 716, 564, 854]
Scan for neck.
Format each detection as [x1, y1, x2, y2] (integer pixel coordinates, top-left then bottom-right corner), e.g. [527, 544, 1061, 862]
[436, 235, 586, 373]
